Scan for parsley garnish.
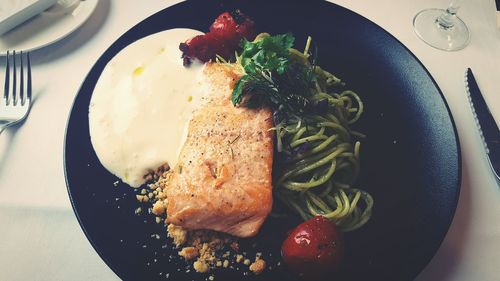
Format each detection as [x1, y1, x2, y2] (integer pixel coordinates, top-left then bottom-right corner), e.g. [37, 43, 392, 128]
[231, 33, 315, 115]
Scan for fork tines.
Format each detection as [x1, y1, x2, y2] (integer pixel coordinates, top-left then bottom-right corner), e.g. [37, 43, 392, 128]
[4, 50, 32, 106]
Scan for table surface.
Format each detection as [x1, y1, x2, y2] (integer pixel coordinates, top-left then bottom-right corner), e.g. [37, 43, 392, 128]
[1, 0, 499, 280]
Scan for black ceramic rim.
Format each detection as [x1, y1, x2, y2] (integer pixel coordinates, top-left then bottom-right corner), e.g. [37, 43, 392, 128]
[64, 1, 461, 280]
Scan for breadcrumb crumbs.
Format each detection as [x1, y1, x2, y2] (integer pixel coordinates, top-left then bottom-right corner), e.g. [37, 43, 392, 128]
[178, 247, 199, 261]
[167, 224, 187, 246]
[193, 260, 209, 273]
[142, 170, 270, 275]
[152, 200, 166, 215]
[249, 259, 266, 275]
[135, 195, 149, 202]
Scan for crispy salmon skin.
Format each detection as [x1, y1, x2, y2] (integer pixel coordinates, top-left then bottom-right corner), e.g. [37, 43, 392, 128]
[165, 63, 273, 238]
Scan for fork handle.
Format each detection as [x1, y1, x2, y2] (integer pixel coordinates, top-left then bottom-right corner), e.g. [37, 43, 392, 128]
[0, 121, 11, 134]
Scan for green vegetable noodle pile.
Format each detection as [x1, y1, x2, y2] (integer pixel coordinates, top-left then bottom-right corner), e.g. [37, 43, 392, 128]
[223, 32, 373, 232]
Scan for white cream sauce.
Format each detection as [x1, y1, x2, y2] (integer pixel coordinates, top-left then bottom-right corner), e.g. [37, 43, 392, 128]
[89, 28, 206, 188]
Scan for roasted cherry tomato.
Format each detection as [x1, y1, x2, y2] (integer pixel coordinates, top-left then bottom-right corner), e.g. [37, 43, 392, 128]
[281, 216, 344, 280]
[180, 10, 255, 65]
[209, 11, 256, 43]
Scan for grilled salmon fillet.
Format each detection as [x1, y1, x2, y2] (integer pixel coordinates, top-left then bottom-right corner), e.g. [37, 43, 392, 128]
[164, 63, 273, 238]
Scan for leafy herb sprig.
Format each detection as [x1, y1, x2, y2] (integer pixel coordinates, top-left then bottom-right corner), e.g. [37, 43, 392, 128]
[231, 33, 315, 115]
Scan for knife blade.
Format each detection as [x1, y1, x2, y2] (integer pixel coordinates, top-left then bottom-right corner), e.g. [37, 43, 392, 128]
[465, 68, 500, 181]
[496, 0, 500, 28]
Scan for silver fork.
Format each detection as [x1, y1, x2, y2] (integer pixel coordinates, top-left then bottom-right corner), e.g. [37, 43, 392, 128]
[1, 50, 32, 134]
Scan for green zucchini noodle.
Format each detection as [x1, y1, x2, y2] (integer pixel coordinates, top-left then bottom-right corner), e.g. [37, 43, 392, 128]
[273, 37, 373, 232]
[219, 33, 374, 232]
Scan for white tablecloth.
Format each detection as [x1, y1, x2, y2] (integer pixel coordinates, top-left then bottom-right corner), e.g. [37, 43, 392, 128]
[1, 0, 499, 280]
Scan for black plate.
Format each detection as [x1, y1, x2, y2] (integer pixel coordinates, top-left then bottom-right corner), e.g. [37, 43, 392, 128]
[64, 0, 461, 280]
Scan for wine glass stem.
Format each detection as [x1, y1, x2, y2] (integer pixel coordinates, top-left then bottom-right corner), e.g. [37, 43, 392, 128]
[437, 1, 461, 29]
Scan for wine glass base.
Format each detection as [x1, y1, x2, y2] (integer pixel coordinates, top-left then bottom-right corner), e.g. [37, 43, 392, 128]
[413, 8, 470, 51]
